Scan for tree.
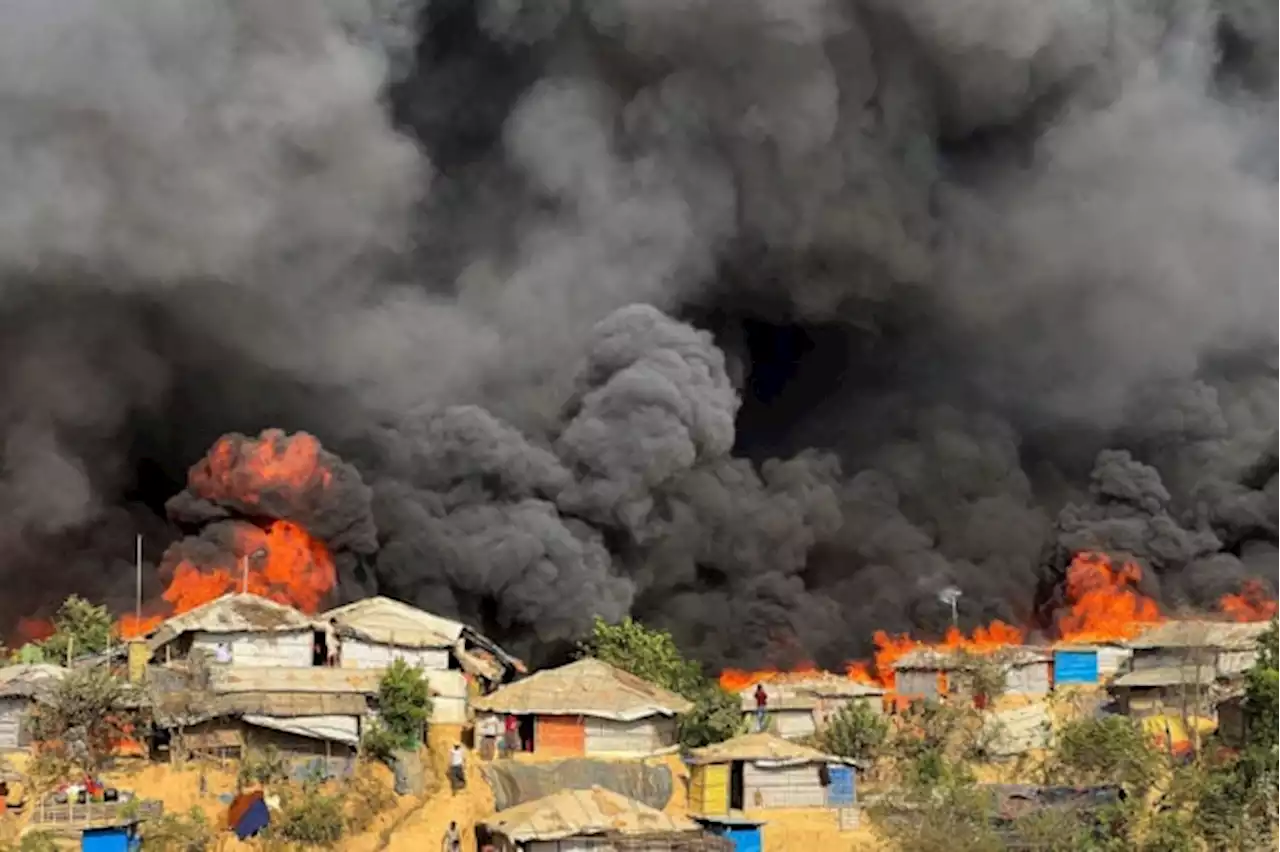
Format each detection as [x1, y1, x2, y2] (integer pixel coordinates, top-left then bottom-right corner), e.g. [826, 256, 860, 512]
[28, 667, 140, 772]
[819, 700, 889, 763]
[39, 596, 114, 664]
[581, 617, 740, 747]
[375, 660, 432, 749]
[1047, 715, 1160, 791]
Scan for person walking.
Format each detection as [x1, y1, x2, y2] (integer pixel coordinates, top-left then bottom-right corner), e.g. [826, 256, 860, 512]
[449, 744, 467, 794]
[753, 683, 769, 732]
[503, 715, 521, 757]
[442, 821, 462, 852]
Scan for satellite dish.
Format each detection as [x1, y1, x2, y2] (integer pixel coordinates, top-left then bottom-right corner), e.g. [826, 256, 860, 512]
[938, 586, 962, 606]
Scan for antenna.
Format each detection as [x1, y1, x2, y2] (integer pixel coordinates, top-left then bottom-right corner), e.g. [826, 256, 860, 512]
[135, 534, 143, 626]
[938, 586, 962, 629]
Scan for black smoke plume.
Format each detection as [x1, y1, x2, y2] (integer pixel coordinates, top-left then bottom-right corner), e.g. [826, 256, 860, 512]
[0, 0, 1274, 667]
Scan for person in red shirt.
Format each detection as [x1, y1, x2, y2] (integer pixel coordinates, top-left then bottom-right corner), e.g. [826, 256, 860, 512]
[503, 715, 521, 756]
[753, 684, 768, 732]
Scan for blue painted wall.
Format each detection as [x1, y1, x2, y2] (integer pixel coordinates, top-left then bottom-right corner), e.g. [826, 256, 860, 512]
[81, 826, 136, 852]
[828, 765, 856, 806]
[706, 825, 762, 852]
[1054, 650, 1100, 685]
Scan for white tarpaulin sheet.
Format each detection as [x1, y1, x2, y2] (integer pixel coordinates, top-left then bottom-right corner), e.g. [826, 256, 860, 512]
[242, 714, 360, 746]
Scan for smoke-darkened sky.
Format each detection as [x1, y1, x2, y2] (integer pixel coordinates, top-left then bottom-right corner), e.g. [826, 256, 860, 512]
[0, 0, 1274, 667]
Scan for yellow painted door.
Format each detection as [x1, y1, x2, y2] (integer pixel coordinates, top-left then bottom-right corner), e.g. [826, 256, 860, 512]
[691, 764, 729, 815]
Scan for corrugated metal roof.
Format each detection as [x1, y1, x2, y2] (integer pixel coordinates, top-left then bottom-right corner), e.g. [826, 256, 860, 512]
[894, 646, 1052, 671]
[322, 596, 461, 649]
[0, 664, 65, 698]
[472, 658, 693, 721]
[1126, 620, 1270, 651]
[146, 594, 315, 652]
[1111, 666, 1220, 688]
[210, 666, 384, 695]
[482, 786, 700, 842]
[242, 714, 360, 746]
[686, 732, 854, 766]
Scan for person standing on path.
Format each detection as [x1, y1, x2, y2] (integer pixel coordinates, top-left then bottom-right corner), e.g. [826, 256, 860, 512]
[442, 821, 461, 852]
[449, 744, 467, 794]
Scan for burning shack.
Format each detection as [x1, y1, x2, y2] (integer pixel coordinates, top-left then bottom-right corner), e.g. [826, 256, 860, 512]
[472, 658, 692, 757]
[1110, 620, 1270, 718]
[740, 676, 884, 740]
[892, 647, 1052, 704]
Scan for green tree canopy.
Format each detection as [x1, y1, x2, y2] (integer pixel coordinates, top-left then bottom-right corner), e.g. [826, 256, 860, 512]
[581, 617, 742, 747]
[39, 595, 114, 663]
[375, 659, 432, 749]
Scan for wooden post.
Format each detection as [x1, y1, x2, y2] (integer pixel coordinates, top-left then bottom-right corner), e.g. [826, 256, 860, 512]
[135, 534, 143, 626]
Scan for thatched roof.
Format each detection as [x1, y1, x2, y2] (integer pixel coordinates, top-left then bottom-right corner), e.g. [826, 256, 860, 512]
[482, 786, 701, 843]
[472, 658, 692, 721]
[146, 594, 314, 652]
[685, 732, 855, 766]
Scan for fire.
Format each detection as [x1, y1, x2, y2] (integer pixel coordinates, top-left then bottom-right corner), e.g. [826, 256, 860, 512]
[120, 520, 336, 639]
[190, 430, 333, 506]
[15, 617, 55, 644]
[1218, 579, 1279, 622]
[720, 662, 819, 692]
[1055, 551, 1163, 643]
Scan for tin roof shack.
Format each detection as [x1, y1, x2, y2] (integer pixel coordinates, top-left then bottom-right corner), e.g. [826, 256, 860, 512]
[322, 596, 523, 687]
[893, 647, 1052, 705]
[0, 665, 64, 751]
[473, 659, 692, 758]
[143, 595, 317, 668]
[740, 677, 885, 740]
[686, 732, 858, 814]
[1111, 621, 1270, 718]
[1052, 645, 1134, 687]
[480, 786, 731, 852]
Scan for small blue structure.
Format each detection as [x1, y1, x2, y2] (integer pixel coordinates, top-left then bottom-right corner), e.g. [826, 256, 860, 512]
[81, 824, 140, 852]
[695, 816, 765, 852]
[827, 765, 856, 806]
[1054, 650, 1100, 685]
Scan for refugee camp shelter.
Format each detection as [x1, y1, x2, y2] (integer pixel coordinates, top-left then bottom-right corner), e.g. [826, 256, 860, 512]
[0, 664, 63, 750]
[1110, 621, 1270, 718]
[741, 677, 884, 740]
[472, 658, 693, 757]
[686, 732, 857, 813]
[1052, 645, 1133, 686]
[143, 594, 318, 667]
[322, 595, 520, 682]
[480, 786, 732, 852]
[893, 647, 1052, 703]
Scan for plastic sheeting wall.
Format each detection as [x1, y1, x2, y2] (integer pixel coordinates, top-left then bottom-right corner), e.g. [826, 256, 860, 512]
[341, 641, 450, 672]
[896, 670, 939, 700]
[742, 764, 827, 809]
[0, 698, 25, 750]
[983, 704, 1053, 757]
[585, 717, 678, 755]
[768, 710, 817, 740]
[192, 631, 313, 667]
[426, 670, 469, 724]
[1004, 663, 1052, 696]
[481, 758, 674, 812]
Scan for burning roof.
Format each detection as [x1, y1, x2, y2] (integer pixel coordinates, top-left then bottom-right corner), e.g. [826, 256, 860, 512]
[143, 593, 315, 652]
[1125, 620, 1271, 651]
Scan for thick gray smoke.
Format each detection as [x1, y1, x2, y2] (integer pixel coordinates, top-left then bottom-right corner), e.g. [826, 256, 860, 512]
[0, 0, 1274, 666]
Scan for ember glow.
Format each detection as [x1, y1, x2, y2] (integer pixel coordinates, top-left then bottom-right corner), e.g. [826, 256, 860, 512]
[15, 617, 55, 644]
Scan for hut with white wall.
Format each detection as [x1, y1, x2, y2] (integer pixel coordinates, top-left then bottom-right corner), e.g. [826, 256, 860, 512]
[322, 596, 523, 688]
[741, 677, 885, 740]
[686, 732, 858, 813]
[144, 594, 317, 668]
[472, 658, 692, 758]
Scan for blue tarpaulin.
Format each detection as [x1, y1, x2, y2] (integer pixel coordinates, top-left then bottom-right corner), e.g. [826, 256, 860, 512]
[1053, 651, 1099, 685]
[232, 797, 270, 840]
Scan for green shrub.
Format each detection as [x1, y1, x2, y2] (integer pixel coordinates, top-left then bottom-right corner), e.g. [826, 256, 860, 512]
[141, 806, 213, 852]
[277, 785, 346, 848]
[819, 700, 889, 763]
[1048, 715, 1160, 790]
[376, 660, 432, 749]
[237, 746, 289, 787]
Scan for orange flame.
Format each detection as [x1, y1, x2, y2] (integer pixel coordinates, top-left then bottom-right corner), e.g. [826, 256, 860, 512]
[719, 662, 820, 692]
[1055, 551, 1164, 643]
[190, 430, 333, 506]
[15, 617, 55, 644]
[1218, 579, 1279, 622]
[120, 520, 336, 639]
[118, 431, 339, 640]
